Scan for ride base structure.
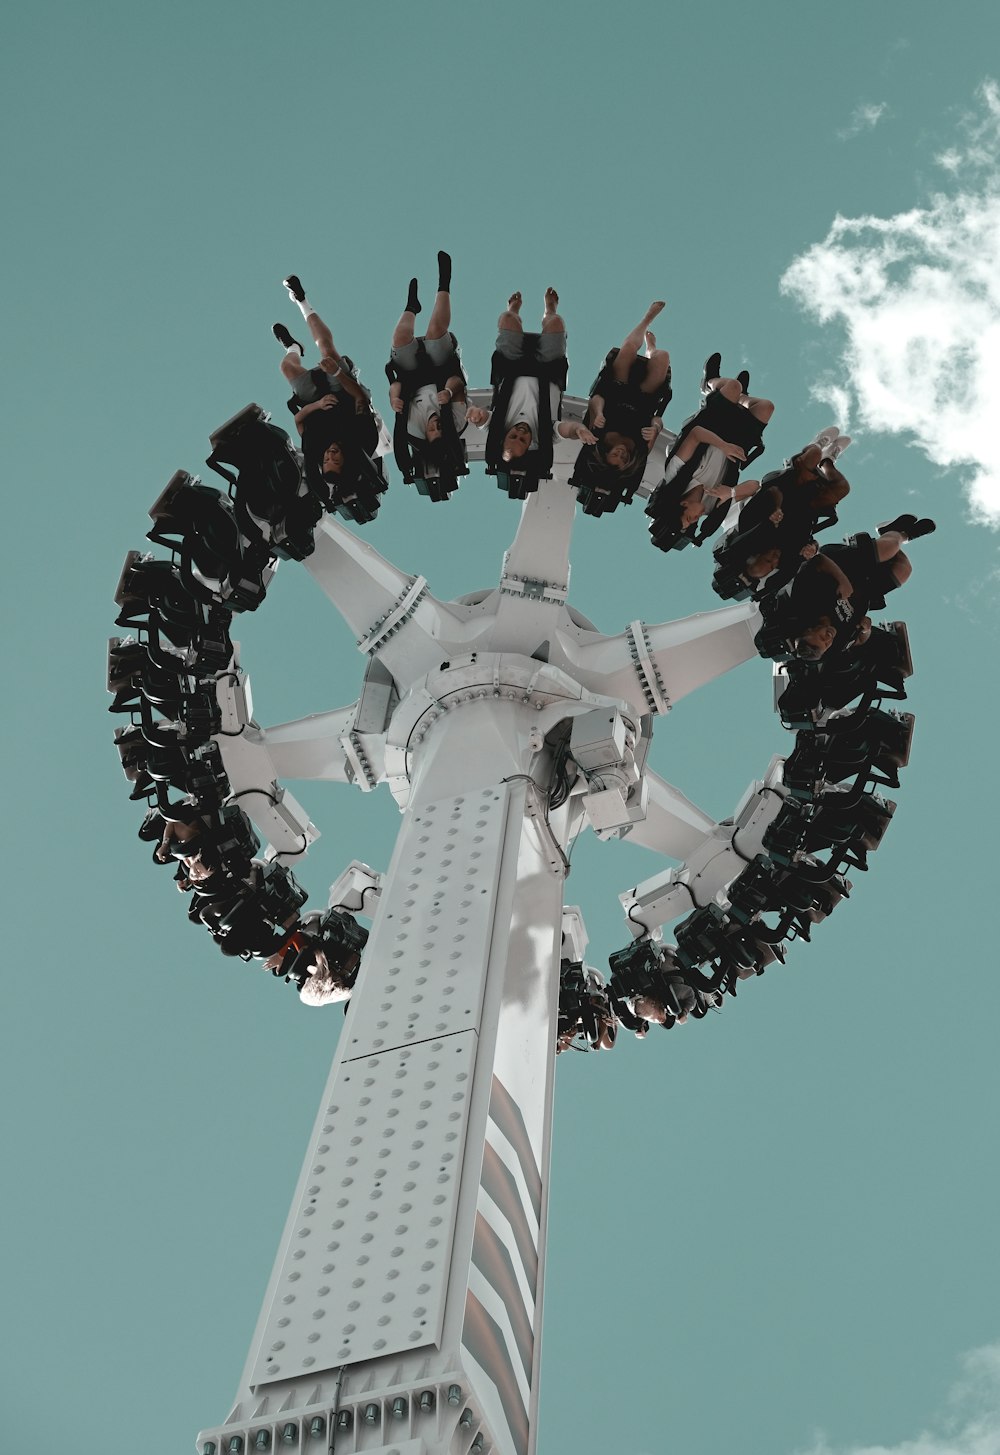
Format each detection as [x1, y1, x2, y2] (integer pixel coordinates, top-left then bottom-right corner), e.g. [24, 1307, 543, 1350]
[194, 417, 762, 1455]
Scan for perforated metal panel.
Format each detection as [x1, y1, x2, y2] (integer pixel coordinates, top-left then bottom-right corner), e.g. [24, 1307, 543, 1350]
[252, 1032, 479, 1385]
[343, 789, 508, 1058]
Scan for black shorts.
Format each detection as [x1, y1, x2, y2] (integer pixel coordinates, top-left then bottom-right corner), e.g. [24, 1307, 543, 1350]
[826, 535, 900, 612]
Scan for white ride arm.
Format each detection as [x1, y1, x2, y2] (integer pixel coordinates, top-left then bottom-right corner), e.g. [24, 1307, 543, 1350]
[306, 519, 470, 686]
[559, 603, 762, 718]
[619, 764, 789, 938]
[623, 768, 718, 861]
[497, 461, 578, 606]
[261, 705, 360, 783]
[217, 721, 320, 860]
[213, 659, 320, 857]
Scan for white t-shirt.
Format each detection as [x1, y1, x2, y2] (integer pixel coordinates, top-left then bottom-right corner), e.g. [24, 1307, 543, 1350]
[408, 383, 467, 440]
[503, 377, 562, 451]
[663, 444, 729, 494]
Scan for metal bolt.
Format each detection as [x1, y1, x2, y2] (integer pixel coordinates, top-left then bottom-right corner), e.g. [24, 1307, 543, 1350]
[460, 1408, 474, 1429]
[392, 1397, 408, 1419]
[202, 1445, 217, 1455]
[471, 1438, 485, 1453]
[364, 1403, 380, 1424]
[253, 1433, 271, 1451]
[280, 1425, 297, 1445]
[447, 1385, 462, 1406]
[308, 1416, 325, 1438]
[418, 1390, 435, 1412]
[335, 1410, 353, 1431]
[227, 1440, 244, 1455]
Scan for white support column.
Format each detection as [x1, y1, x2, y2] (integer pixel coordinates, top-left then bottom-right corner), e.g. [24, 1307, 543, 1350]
[197, 700, 567, 1455]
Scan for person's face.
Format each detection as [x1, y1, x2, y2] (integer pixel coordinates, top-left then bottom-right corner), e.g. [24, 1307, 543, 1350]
[603, 433, 634, 472]
[794, 622, 837, 659]
[745, 547, 782, 579]
[425, 413, 442, 442]
[502, 423, 532, 460]
[633, 995, 668, 1026]
[322, 442, 344, 476]
[679, 494, 702, 528]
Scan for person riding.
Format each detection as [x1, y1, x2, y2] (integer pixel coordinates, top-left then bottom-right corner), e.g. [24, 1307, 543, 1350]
[465, 287, 596, 497]
[755, 513, 936, 662]
[570, 300, 671, 513]
[385, 251, 470, 502]
[646, 353, 775, 551]
[712, 430, 852, 597]
[746, 433, 850, 550]
[272, 275, 388, 520]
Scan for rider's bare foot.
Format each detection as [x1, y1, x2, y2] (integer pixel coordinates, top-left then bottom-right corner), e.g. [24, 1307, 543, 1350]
[508, 291, 523, 314]
[645, 330, 657, 355]
[543, 286, 559, 315]
[644, 300, 666, 324]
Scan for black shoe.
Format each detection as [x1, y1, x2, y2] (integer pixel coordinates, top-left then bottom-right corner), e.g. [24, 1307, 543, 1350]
[272, 322, 304, 354]
[905, 517, 936, 539]
[283, 274, 306, 302]
[736, 369, 751, 394]
[701, 352, 722, 393]
[878, 514, 919, 536]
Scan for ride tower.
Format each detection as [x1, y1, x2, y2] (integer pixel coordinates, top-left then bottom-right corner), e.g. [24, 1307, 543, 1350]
[193, 394, 761, 1455]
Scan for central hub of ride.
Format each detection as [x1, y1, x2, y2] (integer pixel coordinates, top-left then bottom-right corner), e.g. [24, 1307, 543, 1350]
[382, 650, 649, 837]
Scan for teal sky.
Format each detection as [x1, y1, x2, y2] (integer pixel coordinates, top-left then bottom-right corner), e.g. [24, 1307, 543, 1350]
[4, 4, 1000, 1453]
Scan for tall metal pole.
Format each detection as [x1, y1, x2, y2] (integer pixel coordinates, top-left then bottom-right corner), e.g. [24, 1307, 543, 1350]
[200, 702, 570, 1455]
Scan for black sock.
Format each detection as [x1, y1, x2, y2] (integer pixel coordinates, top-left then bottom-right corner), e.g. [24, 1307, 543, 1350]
[406, 278, 421, 316]
[437, 250, 452, 293]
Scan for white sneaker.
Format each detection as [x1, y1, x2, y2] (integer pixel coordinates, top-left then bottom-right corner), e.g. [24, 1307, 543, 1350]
[812, 425, 840, 452]
[826, 434, 852, 460]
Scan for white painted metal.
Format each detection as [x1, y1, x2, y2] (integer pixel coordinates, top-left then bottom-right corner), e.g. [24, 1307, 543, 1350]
[213, 648, 321, 860]
[560, 906, 589, 963]
[624, 769, 719, 860]
[327, 861, 383, 916]
[264, 706, 359, 784]
[619, 758, 791, 937]
[199, 725, 565, 1455]
[197, 396, 768, 1455]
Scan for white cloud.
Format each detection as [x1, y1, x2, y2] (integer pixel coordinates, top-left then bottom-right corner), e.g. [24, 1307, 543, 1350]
[781, 81, 1000, 527]
[794, 1343, 1000, 1455]
[839, 102, 888, 139]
